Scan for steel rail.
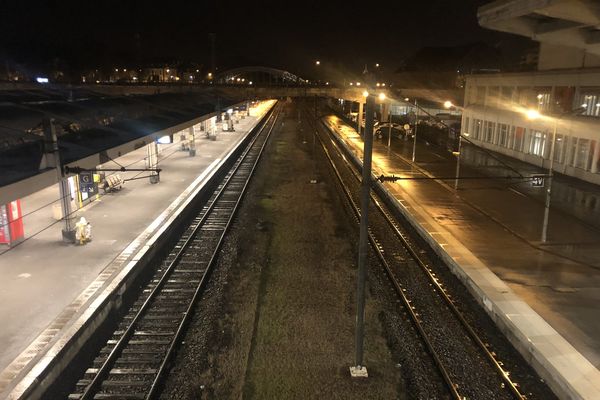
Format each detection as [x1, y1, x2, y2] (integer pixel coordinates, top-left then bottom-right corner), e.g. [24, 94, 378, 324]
[304, 102, 525, 400]
[300, 103, 460, 398]
[75, 104, 279, 400]
[146, 104, 280, 398]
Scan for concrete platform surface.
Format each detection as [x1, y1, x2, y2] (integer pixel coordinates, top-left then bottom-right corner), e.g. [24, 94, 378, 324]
[323, 114, 600, 400]
[0, 103, 274, 397]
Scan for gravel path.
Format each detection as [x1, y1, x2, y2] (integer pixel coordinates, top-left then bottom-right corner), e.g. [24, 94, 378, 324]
[160, 100, 403, 399]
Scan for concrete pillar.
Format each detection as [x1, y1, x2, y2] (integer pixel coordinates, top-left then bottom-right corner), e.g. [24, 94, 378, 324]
[147, 141, 159, 184]
[188, 126, 196, 156]
[42, 119, 76, 242]
[358, 101, 364, 135]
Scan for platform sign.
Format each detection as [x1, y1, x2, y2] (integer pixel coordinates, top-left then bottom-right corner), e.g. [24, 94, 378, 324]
[79, 172, 94, 192]
[531, 175, 545, 187]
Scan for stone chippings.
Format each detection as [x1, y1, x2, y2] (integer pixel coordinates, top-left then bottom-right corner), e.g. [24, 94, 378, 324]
[159, 101, 557, 400]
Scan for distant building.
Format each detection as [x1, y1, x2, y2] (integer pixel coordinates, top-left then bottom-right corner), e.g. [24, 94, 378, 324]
[141, 67, 178, 83]
[462, 0, 600, 185]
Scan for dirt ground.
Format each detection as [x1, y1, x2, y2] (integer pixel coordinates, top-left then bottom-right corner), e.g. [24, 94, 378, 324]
[161, 100, 403, 399]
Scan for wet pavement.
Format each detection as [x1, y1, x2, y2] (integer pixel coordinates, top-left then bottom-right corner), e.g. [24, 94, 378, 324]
[324, 114, 600, 370]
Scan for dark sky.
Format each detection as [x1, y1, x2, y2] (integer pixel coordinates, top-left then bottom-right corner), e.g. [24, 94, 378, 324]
[0, 0, 531, 78]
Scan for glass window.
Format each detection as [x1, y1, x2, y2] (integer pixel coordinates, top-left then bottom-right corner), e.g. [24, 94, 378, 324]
[464, 117, 470, 134]
[589, 140, 596, 171]
[537, 93, 551, 112]
[517, 87, 536, 107]
[569, 137, 578, 166]
[529, 130, 546, 157]
[554, 87, 575, 113]
[513, 127, 525, 151]
[484, 121, 495, 142]
[554, 134, 566, 163]
[473, 119, 482, 139]
[498, 124, 508, 147]
[581, 93, 600, 116]
[508, 126, 515, 149]
[576, 139, 590, 169]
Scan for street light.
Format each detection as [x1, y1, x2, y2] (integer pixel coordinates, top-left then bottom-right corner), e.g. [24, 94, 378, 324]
[351, 80, 376, 379]
[410, 98, 419, 162]
[527, 109, 555, 243]
[525, 106, 585, 242]
[316, 60, 320, 65]
[444, 100, 454, 109]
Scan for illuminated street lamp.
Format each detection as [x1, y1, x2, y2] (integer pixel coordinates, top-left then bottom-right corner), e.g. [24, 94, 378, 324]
[404, 97, 419, 162]
[444, 100, 454, 109]
[352, 76, 377, 379]
[524, 105, 585, 241]
[378, 93, 386, 101]
[315, 60, 321, 65]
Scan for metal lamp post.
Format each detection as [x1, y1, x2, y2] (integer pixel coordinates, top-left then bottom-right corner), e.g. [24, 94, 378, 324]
[412, 99, 418, 162]
[541, 119, 558, 243]
[351, 86, 376, 379]
[454, 133, 463, 190]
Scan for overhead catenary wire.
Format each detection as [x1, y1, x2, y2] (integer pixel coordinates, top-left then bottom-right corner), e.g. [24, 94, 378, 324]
[0, 138, 197, 255]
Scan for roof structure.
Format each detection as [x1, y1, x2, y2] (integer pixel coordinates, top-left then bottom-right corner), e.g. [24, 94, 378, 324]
[479, 0, 600, 55]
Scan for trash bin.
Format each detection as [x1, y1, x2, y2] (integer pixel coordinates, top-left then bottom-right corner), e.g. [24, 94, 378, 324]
[52, 203, 63, 220]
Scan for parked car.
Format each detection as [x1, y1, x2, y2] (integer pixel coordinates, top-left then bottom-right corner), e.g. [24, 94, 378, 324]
[375, 122, 413, 139]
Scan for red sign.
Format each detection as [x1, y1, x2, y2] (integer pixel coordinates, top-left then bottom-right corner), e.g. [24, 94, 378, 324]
[8, 200, 24, 242]
[0, 205, 8, 244]
[0, 200, 24, 245]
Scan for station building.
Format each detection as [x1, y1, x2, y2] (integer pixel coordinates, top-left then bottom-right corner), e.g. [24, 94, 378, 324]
[462, 0, 600, 185]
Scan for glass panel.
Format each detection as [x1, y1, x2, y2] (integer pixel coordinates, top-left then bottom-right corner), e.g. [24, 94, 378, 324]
[498, 124, 508, 147]
[554, 86, 575, 113]
[529, 130, 546, 157]
[508, 126, 515, 148]
[570, 137, 578, 166]
[514, 127, 525, 151]
[484, 121, 495, 142]
[517, 87, 536, 107]
[554, 134, 565, 162]
[589, 140, 596, 171]
[473, 119, 482, 139]
[581, 93, 600, 116]
[576, 139, 589, 169]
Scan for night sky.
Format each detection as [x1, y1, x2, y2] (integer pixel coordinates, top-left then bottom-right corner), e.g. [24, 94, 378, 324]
[0, 0, 531, 78]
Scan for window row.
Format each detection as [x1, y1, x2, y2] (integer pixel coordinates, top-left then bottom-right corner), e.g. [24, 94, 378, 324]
[467, 85, 600, 117]
[466, 118, 600, 173]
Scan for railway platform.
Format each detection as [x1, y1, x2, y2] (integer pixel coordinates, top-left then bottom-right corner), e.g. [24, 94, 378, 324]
[323, 114, 600, 400]
[0, 101, 275, 398]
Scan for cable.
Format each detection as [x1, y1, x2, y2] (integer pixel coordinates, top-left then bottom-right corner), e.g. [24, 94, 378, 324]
[0, 134, 206, 249]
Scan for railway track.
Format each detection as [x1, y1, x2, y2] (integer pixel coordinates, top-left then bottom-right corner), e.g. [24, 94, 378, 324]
[65, 103, 280, 400]
[302, 102, 529, 400]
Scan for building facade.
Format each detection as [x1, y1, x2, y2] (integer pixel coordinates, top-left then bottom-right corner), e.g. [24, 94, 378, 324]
[462, 0, 600, 185]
